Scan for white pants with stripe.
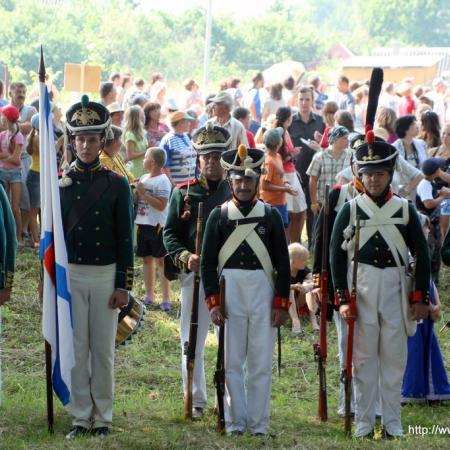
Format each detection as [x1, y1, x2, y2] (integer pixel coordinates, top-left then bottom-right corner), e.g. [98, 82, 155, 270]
[179, 272, 210, 409]
[351, 263, 407, 437]
[67, 263, 118, 428]
[222, 269, 276, 434]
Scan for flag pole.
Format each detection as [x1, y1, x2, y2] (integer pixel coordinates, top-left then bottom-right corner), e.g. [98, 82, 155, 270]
[202, 0, 212, 95]
[39, 46, 54, 434]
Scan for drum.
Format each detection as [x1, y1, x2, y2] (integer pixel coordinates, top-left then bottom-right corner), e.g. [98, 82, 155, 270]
[116, 295, 146, 347]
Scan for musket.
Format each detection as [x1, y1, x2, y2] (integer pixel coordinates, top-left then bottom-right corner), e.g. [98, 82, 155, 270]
[184, 202, 204, 420]
[214, 275, 226, 433]
[313, 184, 330, 422]
[342, 215, 360, 436]
[277, 327, 281, 377]
[440, 320, 450, 333]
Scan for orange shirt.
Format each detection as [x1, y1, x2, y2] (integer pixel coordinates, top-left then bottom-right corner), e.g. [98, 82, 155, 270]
[259, 152, 286, 205]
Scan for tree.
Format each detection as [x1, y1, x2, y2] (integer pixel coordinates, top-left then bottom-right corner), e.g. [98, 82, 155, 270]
[356, 0, 450, 46]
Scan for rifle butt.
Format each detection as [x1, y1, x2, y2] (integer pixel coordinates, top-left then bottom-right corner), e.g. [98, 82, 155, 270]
[344, 375, 352, 435]
[317, 357, 328, 421]
[185, 364, 194, 420]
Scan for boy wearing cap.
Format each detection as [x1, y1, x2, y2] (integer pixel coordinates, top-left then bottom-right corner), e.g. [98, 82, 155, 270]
[201, 145, 290, 435]
[260, 127, 298, 230]
[307, 125, 351, 216]
[416, 157, 450, 284]
[163, 124, 232, 419]
[62, 97, 134, 439]
[160, 111, 196, 186]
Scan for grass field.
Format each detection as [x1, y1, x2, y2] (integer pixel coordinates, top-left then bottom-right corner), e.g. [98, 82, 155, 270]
[0, 246, 449, 449]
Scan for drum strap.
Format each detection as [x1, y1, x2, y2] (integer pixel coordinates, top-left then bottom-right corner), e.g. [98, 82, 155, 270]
[118, 294, 133, 323]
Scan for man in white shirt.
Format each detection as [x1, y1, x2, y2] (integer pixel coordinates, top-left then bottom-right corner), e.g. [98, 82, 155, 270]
[428, 78, 447, 127]
[208, 92, 248, 149]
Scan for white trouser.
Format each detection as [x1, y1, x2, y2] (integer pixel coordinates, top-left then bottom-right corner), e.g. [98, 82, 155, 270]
[179, 272, 210, 409]
[222, 269, 276, 434]
[351, 263, 407, 437]
[68, 263, 118, 428]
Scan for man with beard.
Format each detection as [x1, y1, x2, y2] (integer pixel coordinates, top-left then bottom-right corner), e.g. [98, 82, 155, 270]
[163, 123, 232, 419]
[201, 144, 290, 435]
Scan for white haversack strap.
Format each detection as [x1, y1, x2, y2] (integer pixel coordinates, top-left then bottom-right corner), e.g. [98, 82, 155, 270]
[218, 222, 258, 274]
[218, 200, 274, 287]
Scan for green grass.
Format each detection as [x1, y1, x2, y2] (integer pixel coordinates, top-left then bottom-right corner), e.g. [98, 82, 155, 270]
[1, 247, 449, 449]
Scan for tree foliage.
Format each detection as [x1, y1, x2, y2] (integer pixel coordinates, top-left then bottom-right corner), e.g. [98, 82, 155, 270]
[0, 0, 448, 87]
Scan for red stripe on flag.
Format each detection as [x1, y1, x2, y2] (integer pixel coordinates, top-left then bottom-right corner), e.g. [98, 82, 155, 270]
[44, 242, 56, 284]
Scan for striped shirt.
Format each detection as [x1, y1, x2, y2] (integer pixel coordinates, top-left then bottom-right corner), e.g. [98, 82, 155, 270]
[160, 132, 196, 184]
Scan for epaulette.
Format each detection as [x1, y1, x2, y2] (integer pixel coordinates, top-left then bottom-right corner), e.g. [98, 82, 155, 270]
[177, 178, 198, 189]
[332, 184, 342, 191]
[107, 168, 126, 179]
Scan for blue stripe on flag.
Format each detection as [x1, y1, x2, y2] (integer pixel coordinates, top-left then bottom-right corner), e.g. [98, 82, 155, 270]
[52, 261, 71, 406]
[44, 87, 52, 128]
[55, 263, 72, 323]
[52, 351, 71, 405]
[39, 230, 53, 260]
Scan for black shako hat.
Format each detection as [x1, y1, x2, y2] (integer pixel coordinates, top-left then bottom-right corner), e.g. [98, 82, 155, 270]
[355, 140, 398, 173]
[66, 95, 111, 137]
[191, 123, 232, 155]
[221, 144, 266, 179]
[354, 68, 398, 174]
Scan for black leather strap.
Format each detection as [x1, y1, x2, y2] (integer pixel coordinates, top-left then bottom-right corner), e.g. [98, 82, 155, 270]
[118, 294, 134, 323]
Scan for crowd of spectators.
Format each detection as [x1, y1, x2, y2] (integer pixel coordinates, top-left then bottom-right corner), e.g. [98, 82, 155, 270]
[2, 69, 450, 285]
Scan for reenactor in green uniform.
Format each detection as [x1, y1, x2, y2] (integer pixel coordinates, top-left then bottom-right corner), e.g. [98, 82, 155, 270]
[163, 123, 232, 418]
[330, 137, 430, 438]
[0, 182, 17, 400]
[61, 96, 134, 439]
[201, 145, 290, 435]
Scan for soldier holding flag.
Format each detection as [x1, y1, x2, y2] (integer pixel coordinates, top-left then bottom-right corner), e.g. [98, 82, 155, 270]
[61, 96, 134, 438]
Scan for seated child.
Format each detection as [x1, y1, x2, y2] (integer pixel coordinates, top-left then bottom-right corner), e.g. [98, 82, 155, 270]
[288, 243, 318, 334]
[135, 147, 172, 311]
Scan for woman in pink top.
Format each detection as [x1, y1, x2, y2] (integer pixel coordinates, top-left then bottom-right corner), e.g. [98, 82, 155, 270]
[276, 106, 307, 243]
[0, 105, 24, 242]
[143, 102, 169, 147]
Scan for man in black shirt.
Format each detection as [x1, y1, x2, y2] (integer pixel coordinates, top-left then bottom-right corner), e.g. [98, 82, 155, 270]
[288, 87, 325, 247]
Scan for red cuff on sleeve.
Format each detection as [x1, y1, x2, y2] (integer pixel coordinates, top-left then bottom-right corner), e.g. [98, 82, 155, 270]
[272, 296, 289, 311]
[335, 289, 350, 306]
[409, 290, 429, 304]
[206, 294, 221, 311]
